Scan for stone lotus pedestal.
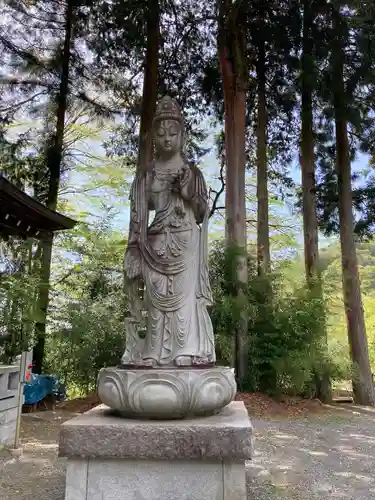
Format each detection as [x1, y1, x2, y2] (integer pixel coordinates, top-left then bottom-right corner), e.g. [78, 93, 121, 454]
[59, 401, 253, 500]
[97, 365, 236, 419]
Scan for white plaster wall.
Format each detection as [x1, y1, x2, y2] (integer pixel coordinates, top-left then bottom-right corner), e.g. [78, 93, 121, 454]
[0, 363, 21, 446]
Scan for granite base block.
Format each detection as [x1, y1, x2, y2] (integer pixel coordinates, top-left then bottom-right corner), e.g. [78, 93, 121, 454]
[65, 458, 246, 500]
[60, 401, 252, 500]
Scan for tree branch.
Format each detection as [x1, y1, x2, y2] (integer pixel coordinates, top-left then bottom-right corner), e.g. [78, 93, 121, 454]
[209, 160, 225, 218]
[0, 77, 55, 90]
[0, 91, 48, 112]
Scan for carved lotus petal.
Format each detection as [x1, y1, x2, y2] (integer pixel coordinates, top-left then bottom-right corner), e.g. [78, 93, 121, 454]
[190, 370, 236, 415]
[97, 370, 126, 411]
[127, 373, 189, 418]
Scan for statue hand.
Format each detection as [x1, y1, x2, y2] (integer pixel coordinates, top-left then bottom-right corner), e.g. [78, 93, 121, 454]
[124, 247, 141, 279]
[171, 167, 189, 193]
[171, 172, 181, 193]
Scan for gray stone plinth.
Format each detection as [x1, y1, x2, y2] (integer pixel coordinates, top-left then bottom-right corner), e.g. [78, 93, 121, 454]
[97, 365, 236, 419]
[59, 401, 252, 460]
[60, 401, 252, 500]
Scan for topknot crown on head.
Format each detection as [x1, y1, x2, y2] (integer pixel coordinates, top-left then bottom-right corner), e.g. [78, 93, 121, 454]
[153, 96, 183, 124]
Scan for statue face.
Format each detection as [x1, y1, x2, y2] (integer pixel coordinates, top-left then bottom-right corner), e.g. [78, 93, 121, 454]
[154, 119, 182, 158]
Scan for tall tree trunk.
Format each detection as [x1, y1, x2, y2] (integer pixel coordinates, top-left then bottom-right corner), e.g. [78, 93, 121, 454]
[256, 37, 270, 276]
[218, 0, 248, 386]
[332, 9, 374, 406]
[137, 0, 159, 174]
[33, 0, 73, 374]
[22, 239, 34, 351]
[301, 0, 318, 283]
[300, 0, 331, 402]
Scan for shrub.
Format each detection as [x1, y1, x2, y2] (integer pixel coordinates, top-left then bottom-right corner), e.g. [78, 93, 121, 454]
[45, 287, 125, 394]
[210, 242, 330, 396]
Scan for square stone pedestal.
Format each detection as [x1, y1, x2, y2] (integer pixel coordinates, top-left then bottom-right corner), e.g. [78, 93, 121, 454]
[59, 401, 253, 500]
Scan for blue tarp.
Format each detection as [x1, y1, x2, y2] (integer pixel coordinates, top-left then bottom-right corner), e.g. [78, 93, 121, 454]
[23, 374, 58, 405]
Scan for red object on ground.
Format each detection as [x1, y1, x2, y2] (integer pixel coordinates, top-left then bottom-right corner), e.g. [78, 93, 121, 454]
[25, 364, 33, 383]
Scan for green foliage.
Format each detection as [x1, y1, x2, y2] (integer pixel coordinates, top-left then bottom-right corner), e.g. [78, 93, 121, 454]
[45, 290, 125, 393]
[250, 278, 323, 395]
[210, 242, 331, 396]
[209, 242, 246, 364]
[43, 219, 126, 392]
[0, 238, 40, 362]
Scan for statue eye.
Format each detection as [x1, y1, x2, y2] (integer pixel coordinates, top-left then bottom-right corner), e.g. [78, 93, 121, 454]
[157, 128, 166, 137]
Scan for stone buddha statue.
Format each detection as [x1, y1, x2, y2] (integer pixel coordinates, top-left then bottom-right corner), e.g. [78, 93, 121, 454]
[122, 96, 215, 367]
[97, 96, 235, 418]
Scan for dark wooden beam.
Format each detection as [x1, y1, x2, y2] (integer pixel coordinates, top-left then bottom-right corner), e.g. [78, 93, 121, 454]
[0, 176, 76, 239]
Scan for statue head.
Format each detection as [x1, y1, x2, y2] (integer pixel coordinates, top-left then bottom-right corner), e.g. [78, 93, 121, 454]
[153, 96, 184, 159]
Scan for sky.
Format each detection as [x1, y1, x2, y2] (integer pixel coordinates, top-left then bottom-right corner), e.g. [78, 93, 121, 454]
[61, 121, 371, 261]
[4, 101, 369, 262]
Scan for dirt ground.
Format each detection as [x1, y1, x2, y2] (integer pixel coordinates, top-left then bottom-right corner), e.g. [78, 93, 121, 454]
[0, 411, 72, 500]
[58, 391, 328, 419]
[1, 396, 375, 499]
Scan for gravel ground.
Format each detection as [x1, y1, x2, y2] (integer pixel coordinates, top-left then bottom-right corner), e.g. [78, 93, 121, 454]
[247, 405, 375, 500]
[1, 405, 375, 499]
[0, 411, 74, 500]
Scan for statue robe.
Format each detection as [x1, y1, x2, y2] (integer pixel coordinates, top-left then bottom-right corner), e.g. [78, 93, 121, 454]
[125, 161, 215, 365]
